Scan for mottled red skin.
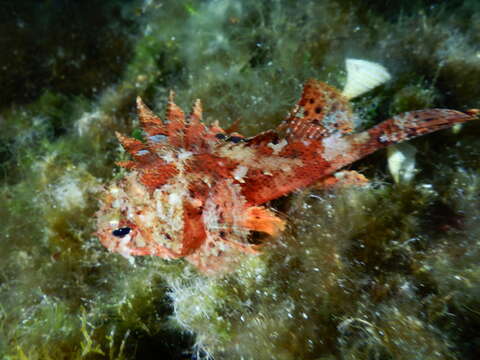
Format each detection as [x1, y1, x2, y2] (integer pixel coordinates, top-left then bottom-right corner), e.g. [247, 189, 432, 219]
[96, 81, 478, 273]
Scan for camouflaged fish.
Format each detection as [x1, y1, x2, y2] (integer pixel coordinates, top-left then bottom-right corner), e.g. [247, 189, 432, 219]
[96, 59, 478, 274]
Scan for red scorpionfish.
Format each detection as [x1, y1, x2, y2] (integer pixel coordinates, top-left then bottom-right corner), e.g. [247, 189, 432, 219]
[96, 59, 478, 274]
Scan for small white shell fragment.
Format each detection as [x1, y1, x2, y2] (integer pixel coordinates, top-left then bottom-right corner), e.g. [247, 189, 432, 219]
[342, 59, 391, 100]
[452, 123, 463, 134]
[387, 143, 417, 184]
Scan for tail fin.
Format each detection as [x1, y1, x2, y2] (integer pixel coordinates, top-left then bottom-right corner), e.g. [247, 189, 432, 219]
[332, 109, 478, 169]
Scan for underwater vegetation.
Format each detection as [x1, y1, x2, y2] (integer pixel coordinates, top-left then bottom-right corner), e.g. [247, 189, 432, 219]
[1, 0, 480, 359]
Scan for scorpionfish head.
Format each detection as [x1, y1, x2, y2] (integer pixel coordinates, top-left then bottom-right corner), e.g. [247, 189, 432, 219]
[96, 170, 186, 261]
[95, 167, 286, 271]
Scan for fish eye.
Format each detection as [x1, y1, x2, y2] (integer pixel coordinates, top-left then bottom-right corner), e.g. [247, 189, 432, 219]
[112, 227, 131, 238]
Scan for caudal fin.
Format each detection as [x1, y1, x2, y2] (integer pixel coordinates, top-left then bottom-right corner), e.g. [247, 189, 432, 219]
[332, 108, 478, 169]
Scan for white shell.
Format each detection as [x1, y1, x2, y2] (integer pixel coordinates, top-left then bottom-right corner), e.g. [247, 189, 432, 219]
[341, 59, 391, 100]
[387, 143, 417, 184]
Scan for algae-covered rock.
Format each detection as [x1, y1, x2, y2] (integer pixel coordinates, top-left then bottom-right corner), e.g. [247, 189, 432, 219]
[1, 0, 480, 359]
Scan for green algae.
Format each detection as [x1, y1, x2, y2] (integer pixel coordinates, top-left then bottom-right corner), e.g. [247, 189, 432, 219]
[1, 0, 480, 359]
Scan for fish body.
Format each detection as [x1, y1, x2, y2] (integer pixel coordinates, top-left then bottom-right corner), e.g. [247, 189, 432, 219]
[96, 60, 478, 273]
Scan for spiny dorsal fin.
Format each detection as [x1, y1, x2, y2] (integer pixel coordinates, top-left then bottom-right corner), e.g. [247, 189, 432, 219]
[116, 160, 137, 169]
[166, 91, 186, 147]
[185, 99, 209, 151]
[341, 59, 391, 100]
[115, 131, 144, 153]
[209, 120, 226, 136]
[136, 97, 167, 136]
[189, 99, 203, 124]
[246, 130, 279, 147]
[166, 91, 185, 123]
[115, 131, 157, 163]
[225, 119, 241, 134]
